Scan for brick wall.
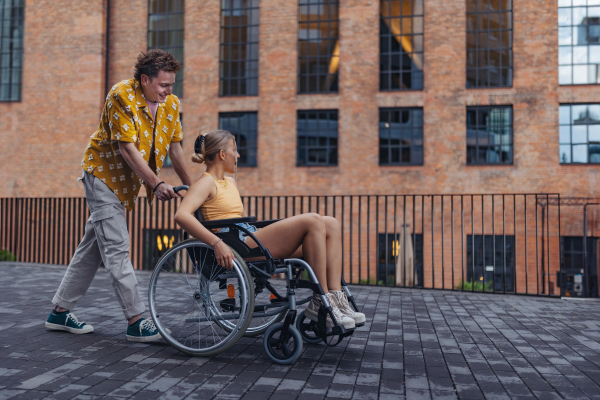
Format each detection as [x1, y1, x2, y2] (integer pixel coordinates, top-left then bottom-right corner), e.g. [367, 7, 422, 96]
[2, 0, 600, 285]
[2, 0, 599, 201]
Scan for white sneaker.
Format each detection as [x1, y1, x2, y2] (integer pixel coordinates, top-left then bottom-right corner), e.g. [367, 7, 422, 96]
[304, 294, 355, 329]
[331, 290, 366, 324]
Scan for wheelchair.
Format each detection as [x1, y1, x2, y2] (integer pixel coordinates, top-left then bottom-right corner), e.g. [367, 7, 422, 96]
[148, 185, 363, 364]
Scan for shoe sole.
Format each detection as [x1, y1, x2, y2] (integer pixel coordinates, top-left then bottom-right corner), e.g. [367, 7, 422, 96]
[45, 322, 94, 334]
[304, 307, 355, 329]
[350, 314, 366, 324]
[126, 333, 162, 343]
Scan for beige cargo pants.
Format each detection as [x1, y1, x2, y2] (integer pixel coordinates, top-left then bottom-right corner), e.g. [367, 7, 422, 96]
[52, 171, 145, 319]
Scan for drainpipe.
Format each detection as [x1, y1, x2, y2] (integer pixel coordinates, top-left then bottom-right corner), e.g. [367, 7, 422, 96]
[583, 203, 600, 298]
[104, 0, 111, 96]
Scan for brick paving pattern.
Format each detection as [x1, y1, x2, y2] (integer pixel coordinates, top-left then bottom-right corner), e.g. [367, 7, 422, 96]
[1, 263, 600, 399]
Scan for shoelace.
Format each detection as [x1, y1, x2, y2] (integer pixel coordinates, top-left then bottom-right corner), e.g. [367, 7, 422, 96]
[140, 319, 157, 332]
[326, 294, 349, 321]
[67, 313, 84, 327]
[334, 291, 353, 314]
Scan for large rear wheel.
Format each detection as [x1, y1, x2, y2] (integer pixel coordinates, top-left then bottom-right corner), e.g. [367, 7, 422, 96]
[148, 239, 254, 357]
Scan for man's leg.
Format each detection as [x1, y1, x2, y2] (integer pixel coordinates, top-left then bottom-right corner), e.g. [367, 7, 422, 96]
[88, 174, 162, 342]
[47, 174, 103, 334]
[51, 218, 103, 310]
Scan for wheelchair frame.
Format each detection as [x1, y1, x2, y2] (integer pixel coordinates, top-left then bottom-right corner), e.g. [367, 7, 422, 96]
[148, 187, 363, 364]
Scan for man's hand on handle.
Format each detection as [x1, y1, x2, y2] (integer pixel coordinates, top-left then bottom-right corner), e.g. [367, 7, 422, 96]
[153, 183, 180, 201]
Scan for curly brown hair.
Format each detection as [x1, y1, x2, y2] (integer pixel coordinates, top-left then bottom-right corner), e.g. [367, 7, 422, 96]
[133, 49, 181, 82]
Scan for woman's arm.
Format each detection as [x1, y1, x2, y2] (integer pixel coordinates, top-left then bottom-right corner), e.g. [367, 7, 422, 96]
[174, 177, 236, 269]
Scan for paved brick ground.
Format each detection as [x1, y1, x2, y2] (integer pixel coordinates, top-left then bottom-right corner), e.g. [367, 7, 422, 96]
[1, 263, 600, 399]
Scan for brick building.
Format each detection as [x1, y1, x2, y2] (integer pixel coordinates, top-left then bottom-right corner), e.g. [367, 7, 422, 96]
[2, 0, 600, 294]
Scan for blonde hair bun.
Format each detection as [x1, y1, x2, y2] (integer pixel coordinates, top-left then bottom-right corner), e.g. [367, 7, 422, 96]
[191, 153, 205, 164]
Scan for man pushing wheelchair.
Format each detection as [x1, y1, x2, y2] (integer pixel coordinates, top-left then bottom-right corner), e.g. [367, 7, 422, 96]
[46, 49, 365, 362]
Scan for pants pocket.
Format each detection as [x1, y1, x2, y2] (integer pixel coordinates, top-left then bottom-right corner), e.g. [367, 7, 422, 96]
[91, 204, 128, 244]
[100, 216, 128, 243]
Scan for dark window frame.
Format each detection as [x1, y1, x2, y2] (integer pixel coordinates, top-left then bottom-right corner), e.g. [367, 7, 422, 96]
[0, 0, 25, 102]
[219, 111, 258, 167]
[558, 1, 600, 85]
[297, 109, 338, 167]
[559, 103, 600, 164]
[147, 0, 185, 98]
[466, 0, 513, 88]
[298, 0, 340, 94]
[219, 0, 260, 97]
[377, 232, 424, 286]
[379, 0, 424, 91]
[466, 105, 513, 165]
[466, 234, 515, 293]
[379, 107, 424, 166]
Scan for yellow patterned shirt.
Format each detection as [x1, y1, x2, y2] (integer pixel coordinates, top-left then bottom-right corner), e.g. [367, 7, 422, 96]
[81, 79, 182, 211]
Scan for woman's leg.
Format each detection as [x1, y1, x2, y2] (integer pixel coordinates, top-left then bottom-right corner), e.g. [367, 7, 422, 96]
[245, 213, 329, 292]
[323, 216, 342, 291]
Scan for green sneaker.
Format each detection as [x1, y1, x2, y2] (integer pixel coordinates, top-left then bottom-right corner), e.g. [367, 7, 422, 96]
[45, 310, 94, 334]
[126, 318, 162, 342]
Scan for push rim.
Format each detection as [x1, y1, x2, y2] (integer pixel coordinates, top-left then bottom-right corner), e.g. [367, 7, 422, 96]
[148, 239, 253, 355]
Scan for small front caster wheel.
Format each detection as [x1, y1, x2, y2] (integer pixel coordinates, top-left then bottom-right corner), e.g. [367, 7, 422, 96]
[296, 310, 323, 344]
[263, 322, 303, 364]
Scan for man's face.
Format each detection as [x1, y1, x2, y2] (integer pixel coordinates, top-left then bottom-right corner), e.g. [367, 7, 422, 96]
[141, 70, 176, 103]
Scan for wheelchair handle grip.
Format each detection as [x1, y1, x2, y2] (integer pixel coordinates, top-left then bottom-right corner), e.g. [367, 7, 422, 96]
[173, 185, 189, 194]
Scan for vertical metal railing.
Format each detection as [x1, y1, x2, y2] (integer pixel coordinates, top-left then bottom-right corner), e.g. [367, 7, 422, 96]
[0, 193, 562, 297]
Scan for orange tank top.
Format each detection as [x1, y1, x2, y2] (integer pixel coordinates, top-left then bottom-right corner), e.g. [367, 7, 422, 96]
[200, 172, 243, 221]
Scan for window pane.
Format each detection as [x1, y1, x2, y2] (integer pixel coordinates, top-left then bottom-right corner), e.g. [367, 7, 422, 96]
[466, 0, 512, 88]
[380, 0, 424, 91]
[559, 3, 600, 86]
[220, 1, 259, 96]
[297, 109, 338, 166]
[467, 106, 513, 165]
[559, 47, 573, 65]
[299, 0, 339, 93]
[572, 125, 587, 142]
[560, 145, 572, 163]
[589, 124, 600, 142]
[0, 1, 24, 101]
[560, 125, 571, 143]
[379, 108, 423, 165]
[561, 103, 600, 163]
[573, 144, 588, 162]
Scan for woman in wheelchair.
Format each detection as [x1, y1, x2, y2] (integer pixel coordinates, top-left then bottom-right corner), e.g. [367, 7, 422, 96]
[174, 130, 365, 331]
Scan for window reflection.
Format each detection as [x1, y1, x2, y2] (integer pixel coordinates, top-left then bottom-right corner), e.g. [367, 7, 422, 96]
[466, 0, 513, 88]
[379, 108, 423, 165]
[559, 1, 600, 85]
[379, 0, 424, 91]
[559, 104, 600, 163]
[0, 0, 25, 101]
[220, 0, 259, 96]
[466, 106, 513, 165]
[298, 1, 339, 94]
[297, 110, 338, 166]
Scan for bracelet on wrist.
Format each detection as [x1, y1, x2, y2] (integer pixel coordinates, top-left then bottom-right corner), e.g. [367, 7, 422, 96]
[211, 238, 223, 249]
[153, 181, 165, 193]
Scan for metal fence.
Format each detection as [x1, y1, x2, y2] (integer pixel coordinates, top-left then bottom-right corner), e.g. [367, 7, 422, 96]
[0, 193, 561, 296]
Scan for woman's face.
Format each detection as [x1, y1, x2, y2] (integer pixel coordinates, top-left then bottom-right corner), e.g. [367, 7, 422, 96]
[221, 138, 240, 173]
